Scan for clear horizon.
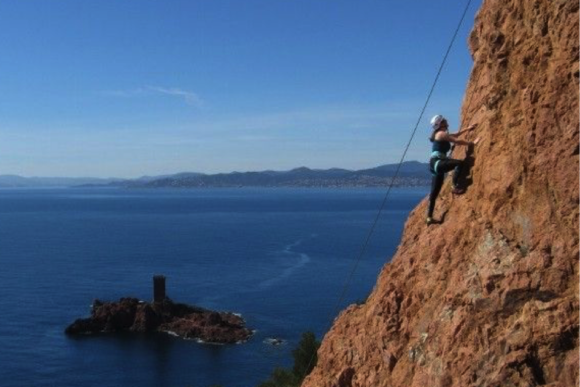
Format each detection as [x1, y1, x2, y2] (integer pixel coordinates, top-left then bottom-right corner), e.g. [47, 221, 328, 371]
[0, 0, 482, 178]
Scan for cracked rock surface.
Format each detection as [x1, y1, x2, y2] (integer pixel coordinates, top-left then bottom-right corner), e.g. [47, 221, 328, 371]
[303, 0, 579, 386]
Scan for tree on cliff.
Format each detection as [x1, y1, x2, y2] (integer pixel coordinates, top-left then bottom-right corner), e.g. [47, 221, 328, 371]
[291, 331, 320, 377]
[258, 331, 321, 387]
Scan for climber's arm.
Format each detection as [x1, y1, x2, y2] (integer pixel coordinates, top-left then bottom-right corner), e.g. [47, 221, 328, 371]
[441, 132, 480, 146]
[450, 124, 477, 137]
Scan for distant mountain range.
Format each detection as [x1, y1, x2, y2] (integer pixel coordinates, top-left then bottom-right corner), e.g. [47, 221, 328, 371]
[0, 161, 431, 188]
[0, 175, 123, 188]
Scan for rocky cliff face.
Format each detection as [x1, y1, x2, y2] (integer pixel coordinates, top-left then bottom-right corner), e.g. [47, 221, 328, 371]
[303, 1, 579, 386]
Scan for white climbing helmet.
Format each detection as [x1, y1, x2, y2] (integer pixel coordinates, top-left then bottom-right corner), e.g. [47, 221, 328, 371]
[430, 114, 446, 130]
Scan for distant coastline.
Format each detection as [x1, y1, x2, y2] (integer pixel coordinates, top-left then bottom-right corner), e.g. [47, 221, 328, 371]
[1, 161, 431, 188]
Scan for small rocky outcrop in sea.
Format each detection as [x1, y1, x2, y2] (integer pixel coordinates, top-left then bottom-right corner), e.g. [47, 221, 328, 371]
[66, 277, 253, 344]
[66, 297, 252, 344]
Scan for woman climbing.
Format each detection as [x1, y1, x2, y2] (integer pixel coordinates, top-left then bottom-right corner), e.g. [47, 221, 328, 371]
[426, 114, 480, 225]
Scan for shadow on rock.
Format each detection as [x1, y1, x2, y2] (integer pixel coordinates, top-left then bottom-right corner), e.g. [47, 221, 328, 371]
[459, 144, 477, 191]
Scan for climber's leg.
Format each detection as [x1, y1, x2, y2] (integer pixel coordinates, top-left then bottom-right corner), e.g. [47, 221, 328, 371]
[436, 159, 464, 193]
[427, 173, 445, 221]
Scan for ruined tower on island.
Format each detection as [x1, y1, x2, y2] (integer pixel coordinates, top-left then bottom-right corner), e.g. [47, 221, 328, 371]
[153, 275, 166, 303]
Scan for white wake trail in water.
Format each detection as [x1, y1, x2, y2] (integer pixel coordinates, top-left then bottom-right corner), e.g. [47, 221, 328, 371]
[257, 235, 316, 290]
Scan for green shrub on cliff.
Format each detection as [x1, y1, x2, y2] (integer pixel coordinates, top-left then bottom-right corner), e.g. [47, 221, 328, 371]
[258, 331, 321, 387]
[258, 368, 299, 387]
[291, 331, 320, 377]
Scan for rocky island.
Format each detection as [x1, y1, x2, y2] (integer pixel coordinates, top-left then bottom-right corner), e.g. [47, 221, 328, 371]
[65, 276, 252, 344]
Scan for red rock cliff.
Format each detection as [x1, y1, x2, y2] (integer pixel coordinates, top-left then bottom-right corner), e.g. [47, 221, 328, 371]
[303, 0, 579, 386]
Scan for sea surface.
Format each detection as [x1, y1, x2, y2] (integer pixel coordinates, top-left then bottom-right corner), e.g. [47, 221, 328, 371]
[0, 187, 427, 387]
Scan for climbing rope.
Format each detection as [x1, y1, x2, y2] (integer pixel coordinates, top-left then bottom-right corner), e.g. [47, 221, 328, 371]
[299, 0, 476, 381]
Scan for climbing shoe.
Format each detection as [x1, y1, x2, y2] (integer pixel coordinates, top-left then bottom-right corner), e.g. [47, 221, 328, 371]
[426, 217, 434, 225]
[451, 186, 465, 195]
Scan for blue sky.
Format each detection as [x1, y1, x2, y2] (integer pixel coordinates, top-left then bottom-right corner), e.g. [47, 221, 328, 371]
[0, 0, 482, 178]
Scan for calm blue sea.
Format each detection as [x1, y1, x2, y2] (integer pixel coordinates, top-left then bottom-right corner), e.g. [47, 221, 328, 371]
[0, 187, 426, 387]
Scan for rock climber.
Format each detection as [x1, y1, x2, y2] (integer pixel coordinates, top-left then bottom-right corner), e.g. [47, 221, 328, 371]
[426, 114, 480, 225]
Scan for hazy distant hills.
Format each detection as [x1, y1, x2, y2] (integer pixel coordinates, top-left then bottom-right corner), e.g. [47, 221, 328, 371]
[0, 173, 205, 188]
[0, 175, 123, 188]
[125, 161, 430, 188]
[0, 162, 431, 188]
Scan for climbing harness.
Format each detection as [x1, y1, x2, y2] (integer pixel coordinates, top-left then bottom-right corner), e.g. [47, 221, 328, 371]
[430, 151, 448, 175]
